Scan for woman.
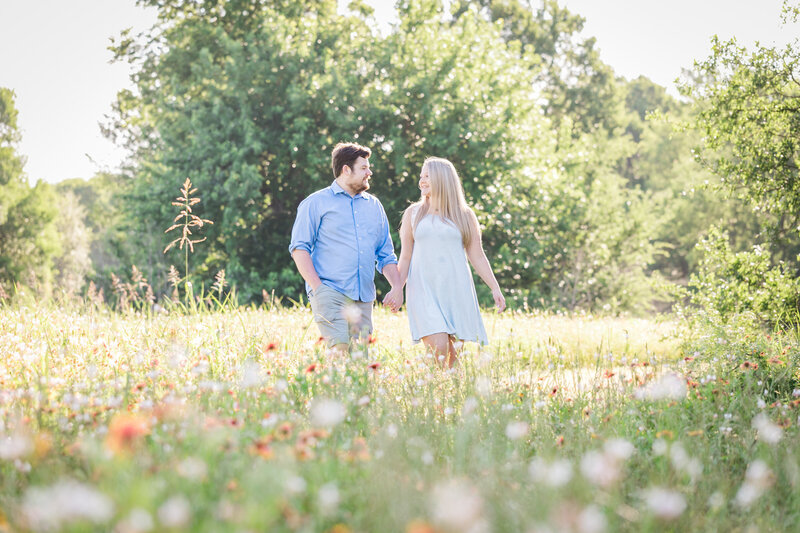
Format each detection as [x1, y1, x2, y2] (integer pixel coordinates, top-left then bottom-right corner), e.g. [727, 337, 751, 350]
[385, 157, 505, 367]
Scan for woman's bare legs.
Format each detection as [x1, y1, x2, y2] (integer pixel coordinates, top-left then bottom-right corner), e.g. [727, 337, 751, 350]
[421, 333, 460, 368]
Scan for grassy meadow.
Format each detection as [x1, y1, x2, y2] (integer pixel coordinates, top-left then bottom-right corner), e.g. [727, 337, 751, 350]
[0, 303, 798, 532]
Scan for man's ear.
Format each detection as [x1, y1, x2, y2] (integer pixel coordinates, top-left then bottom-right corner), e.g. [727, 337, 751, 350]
[341, 164, 351, 176]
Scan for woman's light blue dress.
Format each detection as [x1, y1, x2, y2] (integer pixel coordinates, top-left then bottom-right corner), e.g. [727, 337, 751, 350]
[406, 213, 488, 345]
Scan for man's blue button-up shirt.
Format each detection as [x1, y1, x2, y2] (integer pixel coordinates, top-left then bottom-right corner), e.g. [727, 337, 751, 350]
[288, 180, 398, 303]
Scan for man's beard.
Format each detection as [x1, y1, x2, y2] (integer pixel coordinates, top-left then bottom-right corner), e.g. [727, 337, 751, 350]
[354, 179, 369, 193]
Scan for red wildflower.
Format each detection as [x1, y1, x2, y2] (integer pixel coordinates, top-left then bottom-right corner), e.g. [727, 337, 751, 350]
[105, 413, 149, 456]
[368, 362, 380, 370]
[305, 363, 317, 373]
[265, 342, 278, 352]
[549, 386, 558, 397]
[604, 370, 615, 378]
[740, 361, 758, 370]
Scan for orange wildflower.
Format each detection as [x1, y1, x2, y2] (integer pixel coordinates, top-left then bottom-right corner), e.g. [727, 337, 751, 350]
[105, 413, 150, 456]
[740, 361, 758, 370]
[406, 521, 437, 533]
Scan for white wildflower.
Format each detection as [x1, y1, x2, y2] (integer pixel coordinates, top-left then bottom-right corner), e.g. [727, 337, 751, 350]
[176, 457, 207, 481]
[505, 421, 529, 440]
[157, 495, 192, 528]
[285, 475, 307, 495]
[634, 373, 686, 401]
[116, 508, 154, 533]
[604, 438, 634, 461]
[475, 376, 492, 397]
[432, 479, 485, 532]
[735, 459, 774, 508]
[0, 432, 32, 460]
[529, 457, 573, 488]
[462, 396, 479, 417]
[239, 360, 263, 389]
[309, 398, 346, 428]
[643, 487, 686, 520]
[577, 504, 607, 533]
[580, 450, 621, 488]
[20, 479, 114, 531]
[342, 304, 362, 324]
[318, 483, 340, 515]
[752, 413, 782, 444]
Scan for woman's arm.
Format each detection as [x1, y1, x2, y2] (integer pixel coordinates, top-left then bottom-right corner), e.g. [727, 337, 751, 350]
[396, 208, 415, 284]
[465, 209, 506, 312]
[383, 208, 414, 311]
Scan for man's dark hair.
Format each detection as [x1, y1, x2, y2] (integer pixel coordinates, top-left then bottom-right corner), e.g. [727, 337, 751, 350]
[331, 142, 371, 178]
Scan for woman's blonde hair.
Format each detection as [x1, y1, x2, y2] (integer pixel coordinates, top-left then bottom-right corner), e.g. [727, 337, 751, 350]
[409, 157, 474, 247]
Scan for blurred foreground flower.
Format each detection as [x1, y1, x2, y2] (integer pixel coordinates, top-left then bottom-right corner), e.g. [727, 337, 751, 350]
[634, 373, 686, 401]
[310, 398, 346, 428]
[505, 421, 529, 440]
[116, 508, 154, 533]
[643, 487, 686, 520]
[20, 479, 113, 531]
[580, 439, 634, 488]
[529, 457, 573, 488]
[318, 483, 340, 516]
[158, 495, 192, 528]
[752, 413, 782, 444]
[0, 431, 32, 460]
[431, 479, 487, 533]
[735, 459, 774, 508]
[105, 413, 150, 456]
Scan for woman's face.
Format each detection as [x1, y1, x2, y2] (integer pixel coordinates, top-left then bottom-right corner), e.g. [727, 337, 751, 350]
[419, 166, 431, 198]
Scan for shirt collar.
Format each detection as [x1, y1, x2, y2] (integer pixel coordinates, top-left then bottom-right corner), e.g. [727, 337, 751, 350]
[330, 180, 365, 199]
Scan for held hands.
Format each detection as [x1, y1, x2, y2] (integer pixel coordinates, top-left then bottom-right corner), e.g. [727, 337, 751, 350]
[382, 286, 404, 312]
[492, 287, 506, 312]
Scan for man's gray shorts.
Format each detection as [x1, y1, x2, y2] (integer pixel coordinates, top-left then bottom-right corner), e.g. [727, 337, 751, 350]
[309, 284, 373, 347]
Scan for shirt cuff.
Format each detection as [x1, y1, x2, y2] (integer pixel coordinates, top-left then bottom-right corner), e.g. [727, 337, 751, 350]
[376, 258, 398, 273]
[289, 243, 312, 255]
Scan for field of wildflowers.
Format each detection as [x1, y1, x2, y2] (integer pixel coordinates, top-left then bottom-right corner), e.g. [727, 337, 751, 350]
[1, 304, 798, 532]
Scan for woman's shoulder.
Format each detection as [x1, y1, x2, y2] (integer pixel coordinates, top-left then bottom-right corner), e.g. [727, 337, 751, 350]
[403, 201, 424, 219]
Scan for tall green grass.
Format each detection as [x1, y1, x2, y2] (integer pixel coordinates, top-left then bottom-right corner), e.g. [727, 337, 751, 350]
[0, 304, 797, 532]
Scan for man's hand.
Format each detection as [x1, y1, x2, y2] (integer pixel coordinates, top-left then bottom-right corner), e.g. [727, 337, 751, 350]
[382, 286, 404, 312]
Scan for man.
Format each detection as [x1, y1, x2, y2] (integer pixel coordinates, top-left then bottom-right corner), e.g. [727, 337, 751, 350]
[289, 142, 402, 350]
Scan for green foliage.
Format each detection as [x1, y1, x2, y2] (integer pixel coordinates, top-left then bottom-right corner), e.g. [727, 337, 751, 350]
[0, 87, 60, 296]
[457, 0, 623, 137]
[685, 228, 800, 326]
[106, 0, 666, 311]
[681, 9, 800, 233]
[57, 173, 149, 301]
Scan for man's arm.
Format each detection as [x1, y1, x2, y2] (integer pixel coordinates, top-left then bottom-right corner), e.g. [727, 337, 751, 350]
[291, 250, 322, 292]
[381, 263, 403, 312]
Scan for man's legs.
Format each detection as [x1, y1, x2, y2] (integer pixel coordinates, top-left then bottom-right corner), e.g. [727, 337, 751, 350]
[310, 285, 373, 351]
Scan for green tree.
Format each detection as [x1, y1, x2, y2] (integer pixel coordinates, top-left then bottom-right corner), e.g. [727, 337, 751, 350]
[454, 0, 624, 137]
[681, 2, 800, 251]
[0, 87, 59, 295]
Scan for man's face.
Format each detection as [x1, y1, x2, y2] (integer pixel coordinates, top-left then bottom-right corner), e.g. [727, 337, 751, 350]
[342, 156, 372, 194]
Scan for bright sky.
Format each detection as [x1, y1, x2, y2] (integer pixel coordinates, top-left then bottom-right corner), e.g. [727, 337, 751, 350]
[0, 0, 796, 184]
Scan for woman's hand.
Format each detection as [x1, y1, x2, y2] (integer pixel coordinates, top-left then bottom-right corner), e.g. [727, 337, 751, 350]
[492, 287, 506, 312]
[383, 286, 404, 312]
